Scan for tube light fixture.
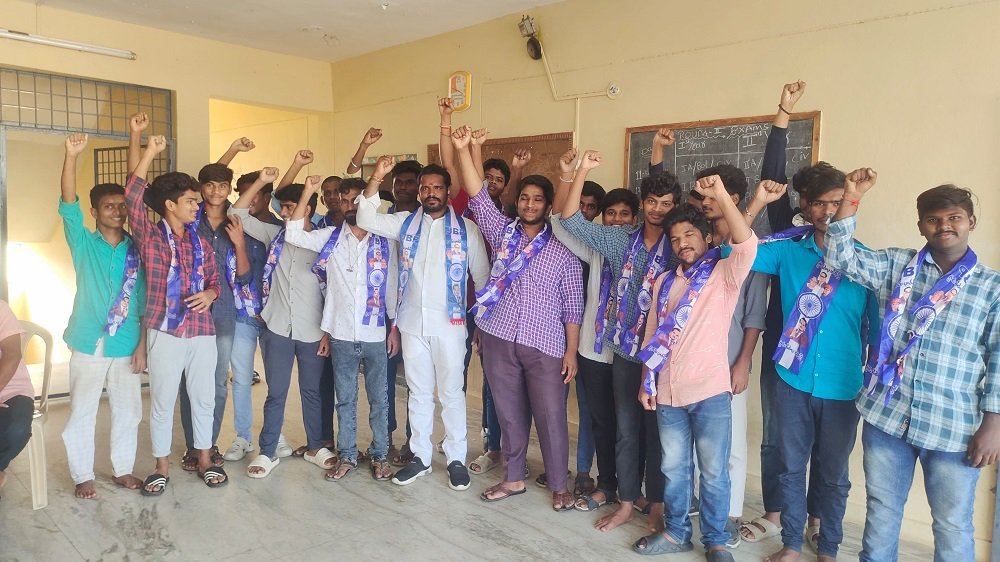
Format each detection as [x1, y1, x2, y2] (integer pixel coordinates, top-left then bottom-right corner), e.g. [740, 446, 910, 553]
[0, 28, 136, 60]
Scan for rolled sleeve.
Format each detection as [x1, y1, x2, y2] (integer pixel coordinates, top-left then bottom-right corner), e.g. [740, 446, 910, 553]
[741, 271, 768, 331]
[560, 257, 585, 325]
[980, 298, 1000, 414]
[825, 216, 889, 292]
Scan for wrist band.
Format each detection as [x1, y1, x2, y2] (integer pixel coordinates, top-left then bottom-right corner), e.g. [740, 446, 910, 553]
[846, 198, 860, 207]
[370, 175, 384, 184]
[559, 176, 573, 183]
[348, 159, 360, 169]
[778, 104, 791, 116]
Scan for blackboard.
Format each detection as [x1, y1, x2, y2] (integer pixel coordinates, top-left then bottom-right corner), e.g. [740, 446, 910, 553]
[625, 112, 820, 235]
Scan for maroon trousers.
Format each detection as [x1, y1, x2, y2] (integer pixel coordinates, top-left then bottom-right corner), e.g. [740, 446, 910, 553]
[480, 331, 569, 491]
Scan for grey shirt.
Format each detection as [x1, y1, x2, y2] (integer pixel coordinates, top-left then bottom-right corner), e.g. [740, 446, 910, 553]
[228, 207, 325, 343]
[728, 270, 769, 365]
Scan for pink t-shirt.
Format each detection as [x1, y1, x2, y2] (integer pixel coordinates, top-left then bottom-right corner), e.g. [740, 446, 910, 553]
[643, 234, 758, 407]
[0, 300, 33, 405]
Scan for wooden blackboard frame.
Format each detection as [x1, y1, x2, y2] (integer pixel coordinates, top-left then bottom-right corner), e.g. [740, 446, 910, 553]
[623, 111, 821, 188]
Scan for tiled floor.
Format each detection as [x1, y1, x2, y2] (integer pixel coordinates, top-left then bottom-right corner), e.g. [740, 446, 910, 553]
[0, 370, 935, 561]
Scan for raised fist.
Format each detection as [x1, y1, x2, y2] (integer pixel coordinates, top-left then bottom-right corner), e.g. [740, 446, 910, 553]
[259, 167, 280, 184]
[231, 137, 255, 153]
[844, 168, 877, 199]
[559, 147, 579, 174]
[752, 180, 787, 205]
[146, 135, 167, 155]
[362, 128, 382, 145]
[511, 149, 532, 169]
[653, 128, 675, 147]
[781, 80, 806, 111]
[374, 155, 395, 177]
[580, 150, 602, 170]
[65, 133, 89, 157]
[304, 175, 323, 193]
[470, 128, 489, 146]
[451, 126, 472, 149]
[437, 97, 454, 116]
[294, 150, 314, 166]
[129, 112, 149, 133]
[694, 174, 726, 199]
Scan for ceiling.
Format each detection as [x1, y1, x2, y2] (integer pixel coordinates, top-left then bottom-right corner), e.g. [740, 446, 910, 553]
[37, 0, 559, 62]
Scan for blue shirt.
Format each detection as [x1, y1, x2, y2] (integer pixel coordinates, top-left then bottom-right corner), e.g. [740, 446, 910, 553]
[59, 198, 147, 357]
[752, 234, 875, 400]
[237, 231, 268, 327]
[198, 204, 251, 327]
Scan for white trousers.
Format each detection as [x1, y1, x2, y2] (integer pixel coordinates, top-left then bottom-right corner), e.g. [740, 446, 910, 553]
[147, 330, 217, 458]
[400, 330, 467, 464]
[62, 345, 142, 484]
[694, 388, 748, 517]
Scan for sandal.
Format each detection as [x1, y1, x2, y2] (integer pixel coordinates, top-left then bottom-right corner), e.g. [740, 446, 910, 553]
[469, 453, 499, 475]
[210, 446, 225, 467]
[574, 491, 617, 512]
[140, 473, 169, 497]
[739, 517, 782, 543]
[303, 447, 337, 469]
[806, 524, 821, 553]
[199, 466, 228, 488]
[573, 473, 596, 497]
[632, 532, 694, 555]
[370, 459, 393, 481]
[480, 482, 527, 502]
[552, 490, 575, 512]
[291, 445, 309, 457]
[390, 444, 414, 467]
[324, 459, 357, 481]
[181, 450, 198, 472]
[246, 455, 279, 479]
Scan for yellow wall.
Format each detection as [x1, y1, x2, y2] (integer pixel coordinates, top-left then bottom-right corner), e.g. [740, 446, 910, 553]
[1, 0, 335, 172]
[329, 0, 999, 557]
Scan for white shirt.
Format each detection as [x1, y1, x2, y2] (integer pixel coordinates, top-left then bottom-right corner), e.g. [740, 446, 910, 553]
[356, 192, 489, 339]
[284, 218, 398, 343]
[551, 213, 613, 364]
[227, 207, 324, 343]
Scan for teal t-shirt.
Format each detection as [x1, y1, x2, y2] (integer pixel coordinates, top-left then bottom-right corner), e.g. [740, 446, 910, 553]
[752, 234, 873, 400]
[59, 198, 146, 357]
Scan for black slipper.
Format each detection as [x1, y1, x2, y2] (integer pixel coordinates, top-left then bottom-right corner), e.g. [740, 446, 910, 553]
[140, 473, 170, 496]
[200, 466, 228, 488]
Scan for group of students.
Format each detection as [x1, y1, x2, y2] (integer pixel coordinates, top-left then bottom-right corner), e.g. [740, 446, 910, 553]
[0, 80, 997, 562]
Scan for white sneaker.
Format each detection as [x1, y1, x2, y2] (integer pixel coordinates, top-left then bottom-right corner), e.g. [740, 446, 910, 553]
[223, 436, 255, 461]
[276, 434, 293, 458]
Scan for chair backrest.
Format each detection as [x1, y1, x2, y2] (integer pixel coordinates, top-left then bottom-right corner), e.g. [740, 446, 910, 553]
[19, 321, 53, 416]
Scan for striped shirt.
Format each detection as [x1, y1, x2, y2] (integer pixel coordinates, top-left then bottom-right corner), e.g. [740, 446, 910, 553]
[469, 190, 584, 358]
[826, 216, 1000, 452]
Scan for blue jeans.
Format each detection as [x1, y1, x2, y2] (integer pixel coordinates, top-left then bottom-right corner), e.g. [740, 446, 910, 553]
[229, 320, 262, 442]
[775, 377, 859, 557]
[859, 422, 979, 562]
[180, 319, 235, 448]
[258, 329, 326, 457]
[0, 395, 33, 471]
[330, 339, 390, 463]
[657, 392, 732, 550]
[575, 377, 595, 473]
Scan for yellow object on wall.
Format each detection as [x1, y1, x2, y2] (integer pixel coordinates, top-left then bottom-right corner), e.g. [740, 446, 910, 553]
[448, 71, 473, 112]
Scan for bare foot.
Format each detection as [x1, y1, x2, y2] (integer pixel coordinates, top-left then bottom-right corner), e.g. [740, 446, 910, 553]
[0, 470, 7, 491]
[647, 501, 664, 532]
[818, 556, 837, 562]
[764, 547, 801, 562]
[74, 480, 98, 499]
[113, 474, 142, 490]
[596, 502, 634, 532]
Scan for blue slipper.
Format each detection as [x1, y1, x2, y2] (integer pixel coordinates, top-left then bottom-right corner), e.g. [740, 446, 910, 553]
[632, 532, 694, 555]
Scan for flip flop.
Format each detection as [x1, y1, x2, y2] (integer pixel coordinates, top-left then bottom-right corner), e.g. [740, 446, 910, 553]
[469, 453, 499, 475]
[303, 447, 337, 469]
[325, 460, 357, 482]
[631, 532, 694, 555]
[200, 466, 228, 488]
[806, 524, 821, 553]
[246, 455, 279, 479]
[180, 450, 199, 472]
[574, 492, 617, 512]
[140, 473, 169, 497]
[479, 483, 527, 502]
[739, 517, 782, 542]
[291, 445, 309, 457]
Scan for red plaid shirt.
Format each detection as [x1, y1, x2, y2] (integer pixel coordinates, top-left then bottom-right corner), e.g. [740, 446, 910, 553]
[125, 174, 219, 338]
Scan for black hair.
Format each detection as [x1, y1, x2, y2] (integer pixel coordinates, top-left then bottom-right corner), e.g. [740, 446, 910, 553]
[517, 175, 555, 206]
[792, 162, 845, 201]
[581, 180, 607, 203]
[664, 204, 712, 239]
[275, 183, 317, 211]
[235, 171, 274, 195]
[917, 184, 976, 219]
[323, 175, 343, 185]
[600, 188, 640, 215]
[338, 177, 367, 195]
[392, 160, 423, 178]
[145, 172, 200, 216]
[640, 171, 682, 203]
[419, 164, 451, 188]
[695, 164, 747, 203]
[482, 158, 511, 185]
[89, 183, 125, 209]
[198, 163, 233, 185]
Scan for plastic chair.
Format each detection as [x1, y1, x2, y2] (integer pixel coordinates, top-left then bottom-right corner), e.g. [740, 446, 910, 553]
[19, 321, 52, 510]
